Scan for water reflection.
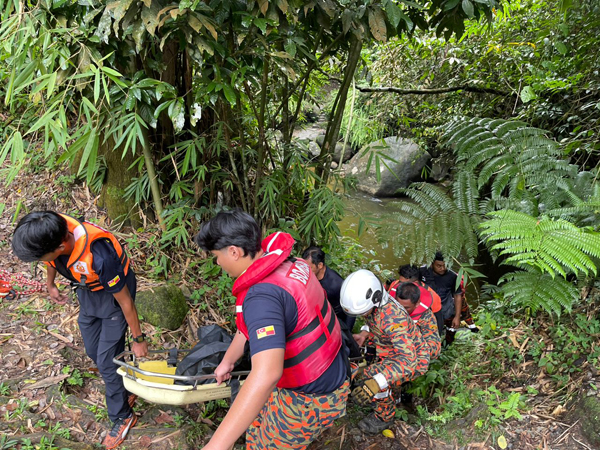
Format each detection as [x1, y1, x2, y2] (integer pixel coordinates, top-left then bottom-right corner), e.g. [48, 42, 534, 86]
[338, 192, 480, 305]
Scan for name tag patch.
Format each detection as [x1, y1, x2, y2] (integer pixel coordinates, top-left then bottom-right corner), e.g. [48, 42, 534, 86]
[256, 325, 276, 339]
[108, 275, 121, 287]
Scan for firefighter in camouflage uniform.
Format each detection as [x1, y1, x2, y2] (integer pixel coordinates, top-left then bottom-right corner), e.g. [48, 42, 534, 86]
[342, 270, 423, 434]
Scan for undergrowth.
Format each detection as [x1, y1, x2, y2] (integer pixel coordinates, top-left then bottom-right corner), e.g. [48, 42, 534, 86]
[408, 300, 600, 441]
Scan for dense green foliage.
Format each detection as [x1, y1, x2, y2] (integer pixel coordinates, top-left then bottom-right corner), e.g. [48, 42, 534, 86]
[0, 0, 499, 259]
[342, 0, 600, 156]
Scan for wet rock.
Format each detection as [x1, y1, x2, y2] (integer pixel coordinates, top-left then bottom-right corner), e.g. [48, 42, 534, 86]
[430, 153, 454, 181]
[315, 135, 356, 164]
[343, 136, 431, 197]
[135, 285, 189, 331]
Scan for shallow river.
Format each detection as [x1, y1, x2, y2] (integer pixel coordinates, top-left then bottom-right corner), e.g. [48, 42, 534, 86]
[338, 192, 481, 304]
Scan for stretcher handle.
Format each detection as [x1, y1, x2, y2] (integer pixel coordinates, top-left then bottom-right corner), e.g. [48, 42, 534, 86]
[113, 350, 250, 382]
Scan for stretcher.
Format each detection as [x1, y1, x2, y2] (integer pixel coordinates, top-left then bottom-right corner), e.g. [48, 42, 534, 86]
[113, 350, 249, 406]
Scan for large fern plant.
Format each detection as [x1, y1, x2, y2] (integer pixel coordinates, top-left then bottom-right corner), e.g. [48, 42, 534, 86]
[388, 178, 479, 264]
[479, 210, 600, 316]
[385, 117, 600, 316]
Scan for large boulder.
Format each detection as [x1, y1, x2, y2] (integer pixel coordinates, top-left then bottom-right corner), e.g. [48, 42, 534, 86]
[136, 285, 189, 331]
[573, 393, 600, 447]
[344, 136, 431, 197]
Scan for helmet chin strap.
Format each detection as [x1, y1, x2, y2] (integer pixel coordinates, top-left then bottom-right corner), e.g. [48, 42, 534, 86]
[375, 289, 401, 308]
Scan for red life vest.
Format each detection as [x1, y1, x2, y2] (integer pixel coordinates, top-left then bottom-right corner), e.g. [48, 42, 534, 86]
[232, 232, 342, 389]
[45, 214, 129, 291]
[388, 280, 438, 322]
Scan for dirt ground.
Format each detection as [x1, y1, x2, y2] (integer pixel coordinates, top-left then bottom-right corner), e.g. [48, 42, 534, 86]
[0, 171, 598, 450]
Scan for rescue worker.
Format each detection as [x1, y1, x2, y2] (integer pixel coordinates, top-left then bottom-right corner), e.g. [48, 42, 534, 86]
[395, 282, 441, 363]
[11, 211, 146, 449]
[419, 252, 479, 345]
[389, 264, 443, 335]
[393, 281, 441, 407]
[341, 270, 421, 434]
[194, 210, 349, 450]
[301, 246, 355, 330]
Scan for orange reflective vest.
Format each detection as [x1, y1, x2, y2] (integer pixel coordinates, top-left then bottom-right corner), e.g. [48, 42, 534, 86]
[388, 279, 442, 318]
[45, 214, 129, 291]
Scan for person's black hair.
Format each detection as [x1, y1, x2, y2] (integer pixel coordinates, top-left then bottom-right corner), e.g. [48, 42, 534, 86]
[194, 209, 262, 258]
[398, 264, 419, 281]
[12, 211, 68, 262]
[396, 282, 420, 304]
[301, 246, 325, 265]
[433, 251, 445, 262]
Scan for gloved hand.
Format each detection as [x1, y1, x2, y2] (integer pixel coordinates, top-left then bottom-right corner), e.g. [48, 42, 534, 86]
[351, 378, 381, 406]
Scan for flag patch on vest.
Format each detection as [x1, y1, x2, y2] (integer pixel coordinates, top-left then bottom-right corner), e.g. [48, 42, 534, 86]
[73, 261, 90, 275]
[108, 275, 121, 287]
[256, 326, 275, 339]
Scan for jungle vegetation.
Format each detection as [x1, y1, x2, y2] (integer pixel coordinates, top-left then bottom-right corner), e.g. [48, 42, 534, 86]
[1, 0, 600, 319]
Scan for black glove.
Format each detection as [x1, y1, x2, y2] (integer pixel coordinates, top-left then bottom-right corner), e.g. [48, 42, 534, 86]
[351, 378, 381, 406]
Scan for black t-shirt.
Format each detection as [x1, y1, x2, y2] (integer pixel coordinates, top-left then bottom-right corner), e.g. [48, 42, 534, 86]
[319, 266, 347, 323]
[419, 266, 461, 305]
[243, 282, 347, 395]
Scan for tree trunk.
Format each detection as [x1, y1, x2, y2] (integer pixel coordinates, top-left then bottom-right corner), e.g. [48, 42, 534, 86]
[316, 34, 362, 187]
[98, 136, 141, 228]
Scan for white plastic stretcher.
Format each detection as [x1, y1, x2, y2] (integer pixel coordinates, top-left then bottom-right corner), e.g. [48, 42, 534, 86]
[113, 350, 249, 406]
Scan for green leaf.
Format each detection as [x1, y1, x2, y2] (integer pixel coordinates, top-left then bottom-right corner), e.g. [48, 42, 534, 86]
[443, 0, 460, 11]
[341, 9, 354, 34]
[384, 0, 402, 28]
[93, 71, 101, 104]
[462, 0, 474, 18]
[222, 84, 236, 105]
[78, 128, 98, 176]
[520, 86, 537, 103]
[284, 41, 296, 57]
[254, 18, 267, 34]
[554, 41, 567, 55]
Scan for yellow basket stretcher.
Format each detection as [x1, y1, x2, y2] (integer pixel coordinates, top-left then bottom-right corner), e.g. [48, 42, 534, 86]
[113, 350, 249, 406]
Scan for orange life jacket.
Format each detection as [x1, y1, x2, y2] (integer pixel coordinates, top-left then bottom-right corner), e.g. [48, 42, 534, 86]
[388, 279, 442, 318]
[45, 214, 129, 291]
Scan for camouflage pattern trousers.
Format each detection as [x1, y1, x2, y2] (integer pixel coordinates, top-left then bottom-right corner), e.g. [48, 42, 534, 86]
[364, 359, 414, 423]
[246, 380, 350, 449]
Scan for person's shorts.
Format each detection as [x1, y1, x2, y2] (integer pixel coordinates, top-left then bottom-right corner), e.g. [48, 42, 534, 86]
[246, 380, 350, 450]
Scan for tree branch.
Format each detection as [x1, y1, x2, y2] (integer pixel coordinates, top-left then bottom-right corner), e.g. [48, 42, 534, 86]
[325, 74, 512, 96]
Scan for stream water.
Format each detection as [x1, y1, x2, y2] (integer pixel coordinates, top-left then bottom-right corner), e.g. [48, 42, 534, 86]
[337, 191, 481, 304]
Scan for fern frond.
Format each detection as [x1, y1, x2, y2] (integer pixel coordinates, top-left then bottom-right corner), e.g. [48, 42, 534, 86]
[480, 210, 600, 277]
[453, 171, 479, 215]
[400, 183, 455, 213]
[499, 271, 576, 317]
[462, 144, 504, 171]
[492, 120, 530, 139]
[477, 154, 514, 190]
[388, 187, 478, 264]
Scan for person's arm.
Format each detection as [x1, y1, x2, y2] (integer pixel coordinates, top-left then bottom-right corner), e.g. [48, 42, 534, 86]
[113, 285, 148, 358]
[203, 348, 285, 450]
[46, 266, 68, 304]
[214, 330, 247, 385]
[451, 292, 462, 329]
[352, 325, 369, 347]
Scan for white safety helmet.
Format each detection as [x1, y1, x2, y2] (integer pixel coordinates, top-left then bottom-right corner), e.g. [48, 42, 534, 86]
[340, 269, 390, 316]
